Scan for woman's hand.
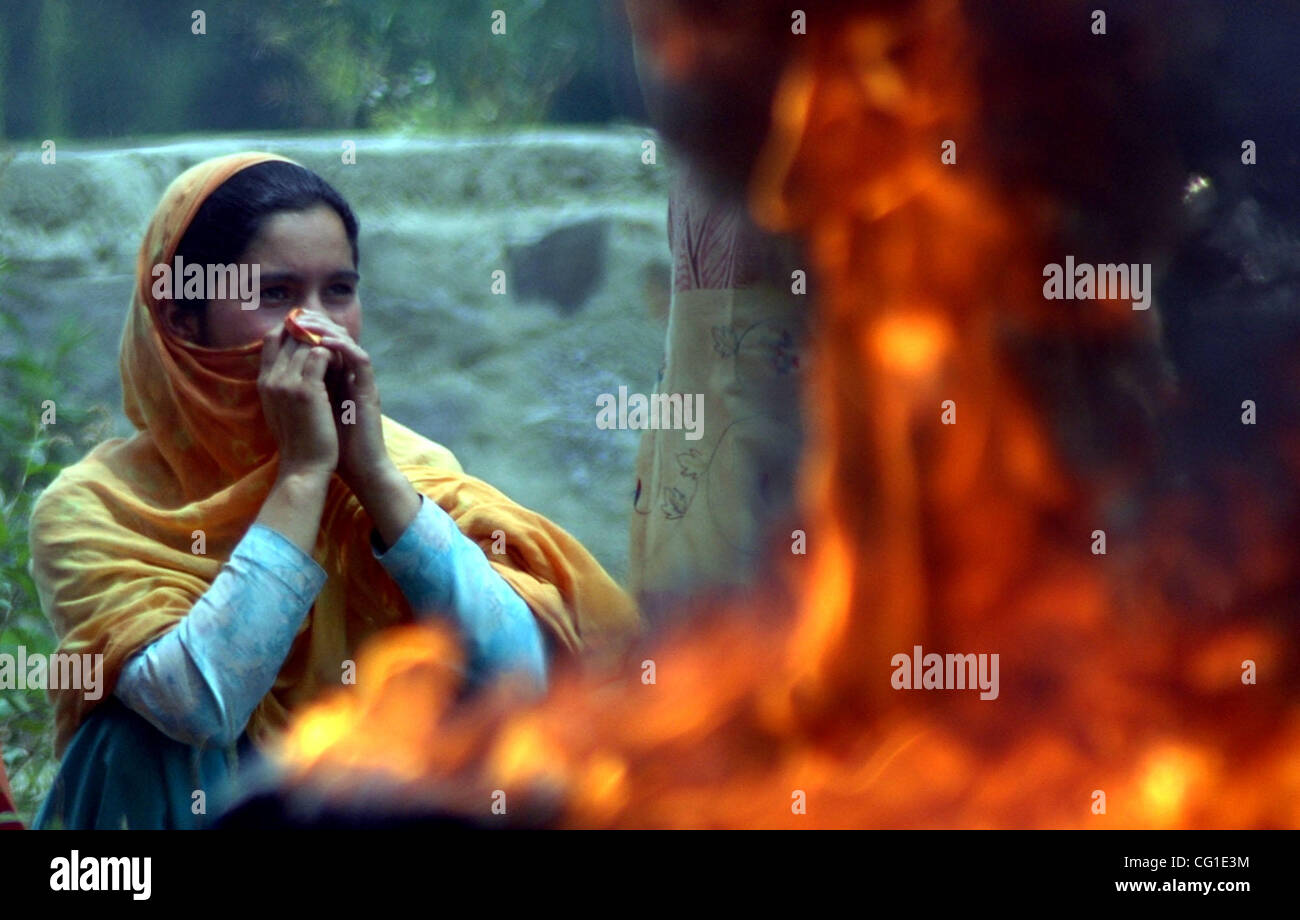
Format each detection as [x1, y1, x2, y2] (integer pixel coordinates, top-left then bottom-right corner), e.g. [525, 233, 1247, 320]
[285, 310, 421, 546]
[254, 325, 338, 552]
[280, 310, 389, 488]
[258, 324, 339, 478]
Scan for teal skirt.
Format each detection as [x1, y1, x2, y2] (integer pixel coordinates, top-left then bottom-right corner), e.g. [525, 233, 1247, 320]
[34, 697, 258, 830]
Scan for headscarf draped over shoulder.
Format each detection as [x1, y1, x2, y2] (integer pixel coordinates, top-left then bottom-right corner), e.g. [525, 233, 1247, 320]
[28, 152, 642, 756]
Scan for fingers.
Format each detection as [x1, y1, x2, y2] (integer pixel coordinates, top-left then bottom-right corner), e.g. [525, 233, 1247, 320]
[300, 345, 334, 383]
[260, 328, 332, 392]
[311, 333, 364, 371]
[283, 339, 312, 379]
[311, 334, 372, 395]
[260, 328, 295, 395]
[323, 336, 370, 378]
[287, 313, 372, 384]
[256, 317, 341, 477]
[345, 345, 376, 393]
[288, 311, 354, 369]
[282, 341, 335, 386]
[260, 324, 286, 377]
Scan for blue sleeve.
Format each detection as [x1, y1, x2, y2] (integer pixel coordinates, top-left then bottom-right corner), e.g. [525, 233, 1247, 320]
[372, 494, 547, 692]
[114, 524, 326, 748]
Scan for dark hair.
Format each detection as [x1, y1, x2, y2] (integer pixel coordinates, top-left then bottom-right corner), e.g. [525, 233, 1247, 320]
[173, 160, 360, 280]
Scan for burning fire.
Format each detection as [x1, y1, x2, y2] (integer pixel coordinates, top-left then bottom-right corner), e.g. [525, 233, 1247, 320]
[269, 0, 1300, 828]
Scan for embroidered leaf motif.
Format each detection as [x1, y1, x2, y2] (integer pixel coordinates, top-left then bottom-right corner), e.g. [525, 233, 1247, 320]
[711, 325, 741, 357]
[660, 486, 690, 519]
[676, 448, 708, 480]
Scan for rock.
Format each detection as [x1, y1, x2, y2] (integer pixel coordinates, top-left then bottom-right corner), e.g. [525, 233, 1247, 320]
[506, 218, 609, 314]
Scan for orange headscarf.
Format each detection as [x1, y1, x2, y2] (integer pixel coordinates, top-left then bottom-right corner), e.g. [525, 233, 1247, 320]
[28, 152, 642, 756]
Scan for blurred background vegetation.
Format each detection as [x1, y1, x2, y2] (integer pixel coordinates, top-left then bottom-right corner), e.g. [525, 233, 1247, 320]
[0, 0, 644, 140]
[0, 247, 112, 825]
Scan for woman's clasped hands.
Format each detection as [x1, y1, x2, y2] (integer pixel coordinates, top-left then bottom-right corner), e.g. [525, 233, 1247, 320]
[258, 309, 393, 495]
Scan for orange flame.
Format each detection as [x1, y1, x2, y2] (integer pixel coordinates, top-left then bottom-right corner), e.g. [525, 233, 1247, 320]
[268, 0, 1300, 829]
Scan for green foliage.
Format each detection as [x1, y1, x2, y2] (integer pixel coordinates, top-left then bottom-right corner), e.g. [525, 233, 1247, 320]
[225, 0, 599, 131]
[0, 254, 112, 826]
[0, 0, 602, 139]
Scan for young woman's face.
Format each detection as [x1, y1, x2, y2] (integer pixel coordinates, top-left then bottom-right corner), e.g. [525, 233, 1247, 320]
[171, 204, 362, 348]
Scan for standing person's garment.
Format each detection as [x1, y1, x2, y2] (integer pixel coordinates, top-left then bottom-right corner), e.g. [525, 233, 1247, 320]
[27, 152, 642, 829]
[628, 162, 809, 624]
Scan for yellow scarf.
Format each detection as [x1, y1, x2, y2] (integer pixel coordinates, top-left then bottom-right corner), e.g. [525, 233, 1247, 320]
[29, 152, 641, 757]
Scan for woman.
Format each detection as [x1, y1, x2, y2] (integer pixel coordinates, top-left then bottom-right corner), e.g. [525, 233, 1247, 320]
[28, 152, 641, 829]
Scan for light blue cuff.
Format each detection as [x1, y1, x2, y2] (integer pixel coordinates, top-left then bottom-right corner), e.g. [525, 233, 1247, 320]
[372, 494, 458, 611]
[373, 494, 547, 691]
[243, 523, 329, 599]
[115, 522, 327, 747]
